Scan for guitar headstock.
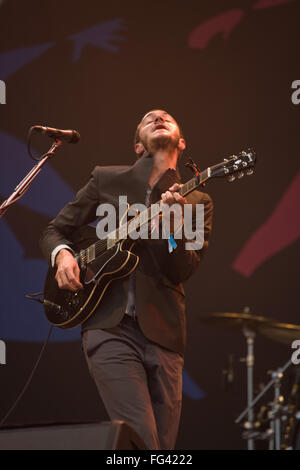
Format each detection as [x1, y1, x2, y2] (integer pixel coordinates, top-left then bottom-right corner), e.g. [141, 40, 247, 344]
[209, 149, 256, 182]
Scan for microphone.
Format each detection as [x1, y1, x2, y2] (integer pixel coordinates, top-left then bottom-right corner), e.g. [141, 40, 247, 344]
[32, 125, 80, 144]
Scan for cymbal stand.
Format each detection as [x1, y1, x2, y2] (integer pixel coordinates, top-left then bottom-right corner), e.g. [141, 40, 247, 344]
[236, 358, 292, 450]
[241, 326, 256, 450]
[267, 362, 290, 450]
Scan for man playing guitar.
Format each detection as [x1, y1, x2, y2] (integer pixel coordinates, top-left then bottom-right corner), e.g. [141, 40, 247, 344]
[40, 109, 214, 449]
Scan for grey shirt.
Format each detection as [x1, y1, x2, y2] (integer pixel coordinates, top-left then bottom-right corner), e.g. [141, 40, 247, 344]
[125, 185, 152, 318]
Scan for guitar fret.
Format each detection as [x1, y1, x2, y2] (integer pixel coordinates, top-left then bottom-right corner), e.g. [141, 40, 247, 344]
[181, 177, 197, 197]
[200, 169, 208, 183]
[140, 210, 147, 225]
[128, 216, 140, 235]
[107, 230, 117, 249]
[118, 223, 127, 239]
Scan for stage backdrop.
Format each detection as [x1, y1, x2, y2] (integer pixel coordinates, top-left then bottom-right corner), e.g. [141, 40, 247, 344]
[0, 0, 299, 449]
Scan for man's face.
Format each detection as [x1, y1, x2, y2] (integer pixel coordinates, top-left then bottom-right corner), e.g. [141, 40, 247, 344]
[137, 109, 182, 154]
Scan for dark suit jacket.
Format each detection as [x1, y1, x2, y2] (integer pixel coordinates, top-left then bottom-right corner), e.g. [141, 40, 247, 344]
[39, 152, 213, 354]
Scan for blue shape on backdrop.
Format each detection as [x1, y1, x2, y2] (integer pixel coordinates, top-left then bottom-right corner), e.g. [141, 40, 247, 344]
[182, 370, 205, 400]
[0, 43, 55, 80]
[68, 19, 126, 61]
[0, 221, 81, 342]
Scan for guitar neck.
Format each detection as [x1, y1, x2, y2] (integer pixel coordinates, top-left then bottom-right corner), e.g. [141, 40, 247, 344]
[179, 168, 210, 198]
[104, 167, 211, 249]
[81, 149, 256, 261]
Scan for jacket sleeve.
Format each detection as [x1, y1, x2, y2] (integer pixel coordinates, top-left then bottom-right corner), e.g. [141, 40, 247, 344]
[39, 166, 100, 264]
[145, 191, 214, 285]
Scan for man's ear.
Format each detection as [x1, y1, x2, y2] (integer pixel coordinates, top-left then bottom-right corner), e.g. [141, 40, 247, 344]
[178, 138, 186, 152]
[135, 142, 146, 158]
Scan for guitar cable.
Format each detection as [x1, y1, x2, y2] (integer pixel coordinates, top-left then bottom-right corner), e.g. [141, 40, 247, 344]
[0, 295, 53, 427]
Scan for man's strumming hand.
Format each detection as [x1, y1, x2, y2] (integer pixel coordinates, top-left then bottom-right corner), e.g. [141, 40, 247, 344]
[55, 249, 83, 292]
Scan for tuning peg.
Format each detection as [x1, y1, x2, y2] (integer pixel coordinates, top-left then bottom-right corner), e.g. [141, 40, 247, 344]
[228, 174, 236, 182]
[242, 161, 248, 167]
[246, 169, 254, 175]
[233, 164, 239, 171]
[224, 158, 229, 162]
[237, 171, 244, 179]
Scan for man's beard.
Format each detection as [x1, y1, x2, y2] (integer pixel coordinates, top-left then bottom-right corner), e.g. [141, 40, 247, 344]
[141, 134, 180, 154]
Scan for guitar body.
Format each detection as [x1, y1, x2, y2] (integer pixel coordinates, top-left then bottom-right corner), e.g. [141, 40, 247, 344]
[43, 238, 139, 329]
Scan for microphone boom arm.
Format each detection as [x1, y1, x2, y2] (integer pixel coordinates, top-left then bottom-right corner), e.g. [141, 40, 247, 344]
[0, 139, 62, 218]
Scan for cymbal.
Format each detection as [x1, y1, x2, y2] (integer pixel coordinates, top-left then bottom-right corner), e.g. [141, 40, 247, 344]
[199, 312, 274, 331]
[257, 321, 300, 346]
[199, 313, 300, 345]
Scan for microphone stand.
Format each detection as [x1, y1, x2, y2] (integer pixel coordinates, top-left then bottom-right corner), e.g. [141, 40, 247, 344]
[0, 140, 62, 218]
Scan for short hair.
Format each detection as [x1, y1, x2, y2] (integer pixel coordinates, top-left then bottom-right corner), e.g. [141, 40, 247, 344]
[134, 110, 184, 147]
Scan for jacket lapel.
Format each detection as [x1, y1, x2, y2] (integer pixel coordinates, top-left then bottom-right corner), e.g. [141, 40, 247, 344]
[100, 153, 181, 207]
[150, 168, 181, 204]
[122, 152, 154, 205]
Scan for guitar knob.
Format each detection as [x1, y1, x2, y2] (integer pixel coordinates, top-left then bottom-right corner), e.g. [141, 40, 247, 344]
[228, 174, 236, 182]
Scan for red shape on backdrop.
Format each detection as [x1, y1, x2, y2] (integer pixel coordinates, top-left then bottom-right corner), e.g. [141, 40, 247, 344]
[233, 170, 300, 277]
[188, 9, 245, 50]
[253, 0, 295, 10]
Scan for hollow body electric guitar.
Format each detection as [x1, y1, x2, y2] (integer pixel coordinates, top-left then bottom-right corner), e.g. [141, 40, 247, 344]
[43, 150, 256, 328]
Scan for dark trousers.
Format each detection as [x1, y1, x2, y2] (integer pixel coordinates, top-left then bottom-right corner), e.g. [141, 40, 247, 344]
[81, 315, 184, 450]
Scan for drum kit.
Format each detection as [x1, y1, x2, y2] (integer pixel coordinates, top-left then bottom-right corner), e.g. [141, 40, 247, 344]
[199, 308, 300, 450]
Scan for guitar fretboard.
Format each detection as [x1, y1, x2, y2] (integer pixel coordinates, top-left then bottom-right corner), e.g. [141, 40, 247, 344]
[106, 168, 209, 249]
[79, 149, 255, 265]
[81, 168, 210, 263]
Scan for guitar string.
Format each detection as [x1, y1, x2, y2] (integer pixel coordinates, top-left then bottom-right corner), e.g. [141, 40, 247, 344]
[80, 154, 253, 263]
[80, 176, 199, 263]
